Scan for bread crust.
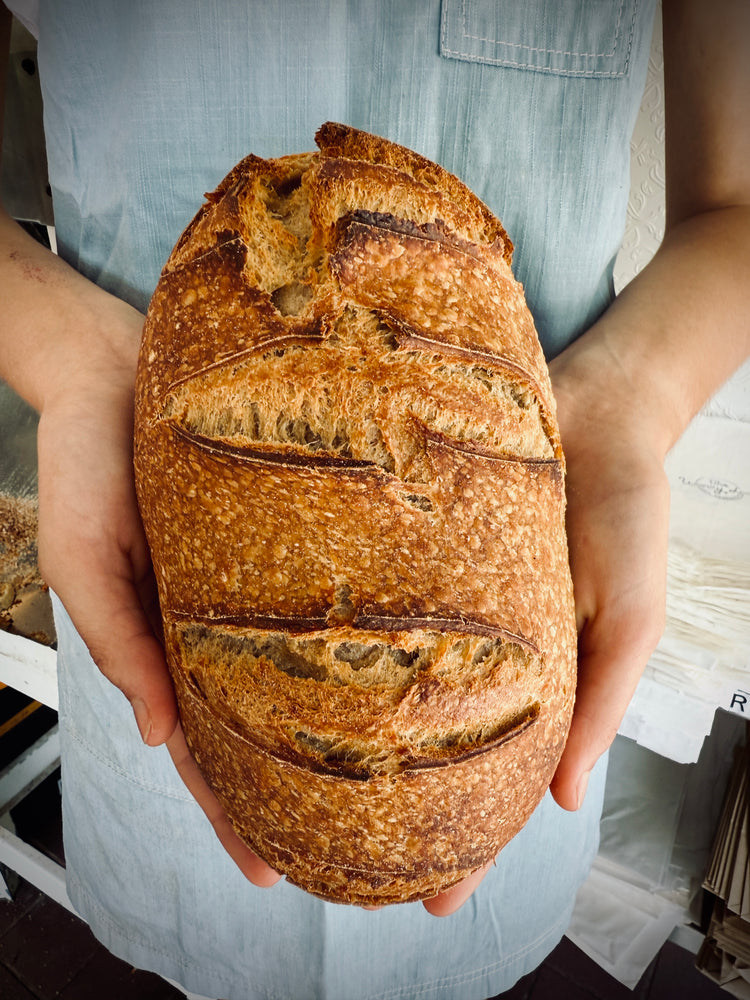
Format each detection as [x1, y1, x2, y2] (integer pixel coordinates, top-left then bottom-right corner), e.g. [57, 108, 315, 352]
[134, 123, 576, 905]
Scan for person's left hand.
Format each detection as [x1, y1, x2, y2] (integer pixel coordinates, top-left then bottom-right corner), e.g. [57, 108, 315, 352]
[546, 339, 670, 812]
[422, 329, 671, 916]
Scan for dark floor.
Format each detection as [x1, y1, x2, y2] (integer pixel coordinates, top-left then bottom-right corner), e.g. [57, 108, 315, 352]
[0, 770, 731, 1000]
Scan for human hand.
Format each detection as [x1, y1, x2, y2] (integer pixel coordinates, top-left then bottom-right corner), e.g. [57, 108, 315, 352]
[36, 305, 175, 746]
[547, 333, 671, 811]
[422, 337, 671, 915]
[30, 295, 671, 913]
[34, 297, 280, 888]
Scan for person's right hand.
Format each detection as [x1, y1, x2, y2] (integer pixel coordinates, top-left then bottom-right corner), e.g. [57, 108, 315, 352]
[33, 293, 281, 888]
[36, 302, 175, 746]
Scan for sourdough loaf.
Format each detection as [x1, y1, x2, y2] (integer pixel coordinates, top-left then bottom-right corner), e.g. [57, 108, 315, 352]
[133, 122, 576, 905]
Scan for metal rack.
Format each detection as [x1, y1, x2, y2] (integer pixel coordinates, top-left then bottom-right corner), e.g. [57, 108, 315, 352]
[0, 630, 68, 910]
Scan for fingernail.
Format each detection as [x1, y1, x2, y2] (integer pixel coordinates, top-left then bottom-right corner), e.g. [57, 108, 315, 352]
[576, 769, 591, 809]
[132, 698, 152, 744]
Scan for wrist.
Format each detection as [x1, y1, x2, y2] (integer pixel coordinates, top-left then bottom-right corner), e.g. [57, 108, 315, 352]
[0, 209, 144, 413]
[551, 205, 750, 469]
[550, 324, 680, 471]
[42, 291, 144, 414]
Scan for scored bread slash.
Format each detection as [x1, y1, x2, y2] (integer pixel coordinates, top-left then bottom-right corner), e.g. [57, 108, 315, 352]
[133, 122, 576, 906]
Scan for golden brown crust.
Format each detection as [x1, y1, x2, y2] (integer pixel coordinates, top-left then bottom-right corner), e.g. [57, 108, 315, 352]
[314, 122, 513, 261]
[172, 650, 566, 905]
[134, 122, 576, 905]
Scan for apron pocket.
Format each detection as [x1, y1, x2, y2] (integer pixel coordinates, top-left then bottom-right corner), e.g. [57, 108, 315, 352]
[440, 0, 641, 78]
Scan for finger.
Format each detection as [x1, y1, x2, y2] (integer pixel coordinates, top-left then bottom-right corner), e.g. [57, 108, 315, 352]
[550, 597, 664, 812]
[40, 521, 178, 745]
[73, 564, 178, 746]
[550, 657, 636, 812]
[36, 418, 179, 744]
[166, 725, 283, 888]
[421, 861, 493, 917]
[552, 463, 670, 810]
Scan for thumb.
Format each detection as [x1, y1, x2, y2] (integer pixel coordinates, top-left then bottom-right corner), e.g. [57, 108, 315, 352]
[549, 608, 662, 812]
[46, 544, 178, 746]
[78, 572, 177, 745]
[33, 369, 177, 744]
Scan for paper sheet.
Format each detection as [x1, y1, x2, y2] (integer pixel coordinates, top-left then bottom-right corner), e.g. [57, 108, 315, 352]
[567, 856, 685, 989]
[571, 715, 748, 987]
[619, 392, 750, 763]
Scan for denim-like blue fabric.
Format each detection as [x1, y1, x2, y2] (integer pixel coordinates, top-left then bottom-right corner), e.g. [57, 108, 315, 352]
[39, 2, 656, 996]
[37, 0, 655, 359]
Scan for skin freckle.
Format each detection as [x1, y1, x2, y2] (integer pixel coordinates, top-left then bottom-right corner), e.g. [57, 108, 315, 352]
[9, 249, 50, 284]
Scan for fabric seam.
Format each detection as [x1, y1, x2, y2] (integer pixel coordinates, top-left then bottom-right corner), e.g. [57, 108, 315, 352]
[67, 869, 258, 994]
[440, 0, 638, 78]
[63, 721, 194, 802]
[68, 862, 571, 1000]
[458, 0, 625, 58]
[57, 637, 193, 801]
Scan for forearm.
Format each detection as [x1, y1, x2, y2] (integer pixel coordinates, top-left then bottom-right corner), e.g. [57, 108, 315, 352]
[547, 204, 750, 812]
[0, 205, 144, 412]
[555, 0, 750, 463]
[551, 203, 750, 461]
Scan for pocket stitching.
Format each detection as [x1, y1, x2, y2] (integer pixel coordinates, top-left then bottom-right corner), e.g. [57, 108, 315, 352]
[440, 0, 638, 78]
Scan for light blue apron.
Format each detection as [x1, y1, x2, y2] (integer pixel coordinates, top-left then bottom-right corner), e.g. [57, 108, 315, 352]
[34, 2, 656, 996]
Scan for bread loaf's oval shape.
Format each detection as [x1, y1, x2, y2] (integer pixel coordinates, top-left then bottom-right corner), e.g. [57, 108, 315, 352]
[134, 123, 576, 905]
